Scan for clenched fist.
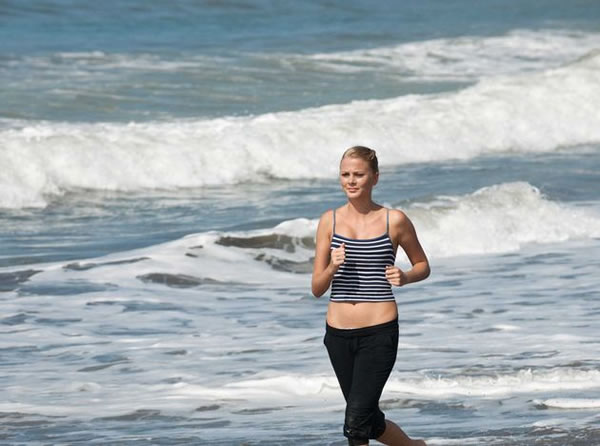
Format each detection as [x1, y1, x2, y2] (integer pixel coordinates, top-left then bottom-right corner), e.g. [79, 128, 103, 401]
[330, 243, 345, 269]
[385, 265, 408, 286]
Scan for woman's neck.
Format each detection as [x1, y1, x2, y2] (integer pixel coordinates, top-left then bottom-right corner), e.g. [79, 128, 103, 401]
[346, 198, 379, 215]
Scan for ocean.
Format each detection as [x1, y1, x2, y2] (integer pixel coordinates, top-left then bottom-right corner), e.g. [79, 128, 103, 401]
[1, 1, 600, 444]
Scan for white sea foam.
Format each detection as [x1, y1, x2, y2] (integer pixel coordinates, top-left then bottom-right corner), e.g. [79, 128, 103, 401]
[387, 369, 600, 398]
[13, 51, 225, 72]
[15, 29, 600, 80]
[4, 182, 599, 292]
[2, 50, 600, 209]
[184, 368, 600, 402]
[200, 182, 600, 261]
[535, 398, 600, 409]
[409, 182, 600, 258]
[4, 47, 600, 210]
[2, 368, 598, 419]
[291, 29, 600, 79]
[112, 368, 600, 403]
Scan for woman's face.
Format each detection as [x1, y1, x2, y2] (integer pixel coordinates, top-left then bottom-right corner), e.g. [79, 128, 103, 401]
[339, 156, 378, 199]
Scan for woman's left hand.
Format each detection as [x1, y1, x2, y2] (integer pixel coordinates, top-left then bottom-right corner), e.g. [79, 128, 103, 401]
[385, 265, 408, 287]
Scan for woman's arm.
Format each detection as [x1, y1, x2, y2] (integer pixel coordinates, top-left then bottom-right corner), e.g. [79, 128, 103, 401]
[311, 210, 345, 297]
[386, 209, 430, 286]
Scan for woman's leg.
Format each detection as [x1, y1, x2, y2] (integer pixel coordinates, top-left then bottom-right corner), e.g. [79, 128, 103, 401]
[324, 330, 355, 401]
[376, 420, 427, 446]
[348, 328, 426, 446]
[343, 329, 398, 445]
[325, 321, 426, 446]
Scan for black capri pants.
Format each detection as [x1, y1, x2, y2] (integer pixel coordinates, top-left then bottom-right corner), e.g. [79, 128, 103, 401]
[324, 318, 399, 445]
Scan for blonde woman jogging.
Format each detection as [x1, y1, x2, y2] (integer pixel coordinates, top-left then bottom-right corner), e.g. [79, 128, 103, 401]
[312, 146, 430, 446]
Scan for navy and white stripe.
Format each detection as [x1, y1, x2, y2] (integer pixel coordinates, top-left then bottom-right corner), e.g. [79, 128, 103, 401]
[330, 232, 396, 302]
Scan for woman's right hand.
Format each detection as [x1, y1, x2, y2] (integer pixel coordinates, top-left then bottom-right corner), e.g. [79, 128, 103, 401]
[311, 210, 345, 298]
[330, 243, 345, 269]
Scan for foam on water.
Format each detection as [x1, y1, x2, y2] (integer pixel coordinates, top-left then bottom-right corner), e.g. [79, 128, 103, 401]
[6, 30, 600, 83]
[3, 366, 600, 418]
[2, 52, 600, 208]
[535, 398, 600, 410]
[410, 182, 600, 257]
[2, 233, 599, 442]
[283, 29, 600, 79]
[2, 182, 598, 288]
[48, 51, 225, 71]
[168, 368, 600, 402]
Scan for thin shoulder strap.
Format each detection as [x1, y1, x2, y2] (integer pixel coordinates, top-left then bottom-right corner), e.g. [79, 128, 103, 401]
[386, 208, 390, 234]
[332, 208, 336, 233]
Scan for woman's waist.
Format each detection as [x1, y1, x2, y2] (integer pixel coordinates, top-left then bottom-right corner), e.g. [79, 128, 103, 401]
[326, 316, 398, 337]
[326, 300, 398, 330]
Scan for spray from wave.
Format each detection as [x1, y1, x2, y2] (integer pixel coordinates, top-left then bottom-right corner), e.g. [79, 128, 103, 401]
[4, 182, 599, 290]
[2, 51, 600, 208]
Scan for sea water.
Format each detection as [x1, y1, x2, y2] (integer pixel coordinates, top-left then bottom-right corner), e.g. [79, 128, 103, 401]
[1, 1, 600, 444]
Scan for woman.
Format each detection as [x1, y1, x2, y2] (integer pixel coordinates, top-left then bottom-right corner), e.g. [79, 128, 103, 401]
[312, 146, 430, 446]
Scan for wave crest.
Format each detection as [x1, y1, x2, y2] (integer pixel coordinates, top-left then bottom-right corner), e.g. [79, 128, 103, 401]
[2, 49, 600, 209]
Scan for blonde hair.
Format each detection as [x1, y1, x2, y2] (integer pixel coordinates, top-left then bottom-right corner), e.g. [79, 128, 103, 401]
[341, 146, 379, 173]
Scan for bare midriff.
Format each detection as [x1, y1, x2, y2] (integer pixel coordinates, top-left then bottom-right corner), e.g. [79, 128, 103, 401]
[326, 301, 398, 329]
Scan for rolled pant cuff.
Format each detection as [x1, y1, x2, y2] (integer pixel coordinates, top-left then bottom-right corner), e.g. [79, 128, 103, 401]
[347, 437, 369, 446]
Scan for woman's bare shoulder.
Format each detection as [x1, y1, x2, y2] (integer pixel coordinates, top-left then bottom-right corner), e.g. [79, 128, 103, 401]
[316, 208, 335, 234]
[319, 208, 335, 223]
[388, 208, 410, 227]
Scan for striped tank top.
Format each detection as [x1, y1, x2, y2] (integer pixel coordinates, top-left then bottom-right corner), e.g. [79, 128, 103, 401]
[330, 208, 396, 302]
